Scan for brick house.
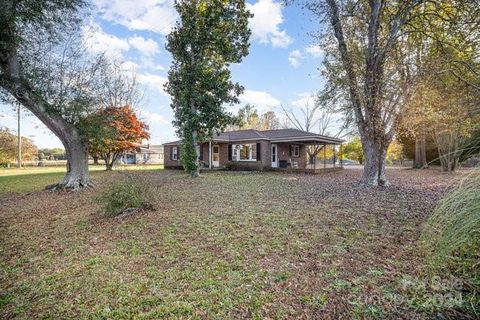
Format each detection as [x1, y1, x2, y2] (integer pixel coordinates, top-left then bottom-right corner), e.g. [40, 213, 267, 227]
[164, 129, 344, 171]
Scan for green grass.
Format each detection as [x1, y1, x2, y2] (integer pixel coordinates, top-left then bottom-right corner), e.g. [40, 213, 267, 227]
[422, 167, 480, 316]
[0, 165, 163, 193]
[0, 168, 466, 318]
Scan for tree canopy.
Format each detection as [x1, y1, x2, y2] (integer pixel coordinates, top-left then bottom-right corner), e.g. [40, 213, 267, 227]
[83, 106, 149, 171]
[232, 105, 281, 130]
[303, 0, 480, 185]
[0, 128, 38, 165]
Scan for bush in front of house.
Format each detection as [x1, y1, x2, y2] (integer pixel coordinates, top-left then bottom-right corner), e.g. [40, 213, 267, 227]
[96, 174, 154, 217]
[422, 167, 480, 316]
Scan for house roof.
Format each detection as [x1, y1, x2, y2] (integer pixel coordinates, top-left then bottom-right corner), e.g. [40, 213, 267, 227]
[164, 129, 344, 145]
[134, 144, 164, 153]
[216, 129, 268, 141]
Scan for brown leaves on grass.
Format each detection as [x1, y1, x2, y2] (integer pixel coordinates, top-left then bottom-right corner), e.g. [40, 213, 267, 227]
[0, 167, 467, 319]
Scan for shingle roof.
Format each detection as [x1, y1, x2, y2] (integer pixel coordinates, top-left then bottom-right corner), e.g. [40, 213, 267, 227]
[262, 128, 343, 143]
[164, 129, 343, 145]
[261, 128, 324, 139]
[217, 129, 268, 141]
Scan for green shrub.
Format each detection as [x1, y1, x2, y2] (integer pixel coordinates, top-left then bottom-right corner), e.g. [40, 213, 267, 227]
[96, 174, 154, 217]
[422, 167, 480, 315]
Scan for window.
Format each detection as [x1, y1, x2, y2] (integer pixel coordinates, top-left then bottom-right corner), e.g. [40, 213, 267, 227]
[292, 145, 300, 157]
[172, 146, 178, 160]
[239, 145, 249, 160]
[237, 144, 257, 161]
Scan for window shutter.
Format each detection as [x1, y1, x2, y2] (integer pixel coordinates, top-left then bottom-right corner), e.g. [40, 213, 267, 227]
[289, 145, 292, 156]
[170, 146, 173, 160]
[256, 143, 261, 161]
[199, 145, 203, 161]
[228, 144, 232, 161]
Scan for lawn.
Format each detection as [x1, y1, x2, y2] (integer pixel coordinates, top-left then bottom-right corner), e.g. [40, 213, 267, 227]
[0, 165, 163, 193]
[0, 168, 466, 319]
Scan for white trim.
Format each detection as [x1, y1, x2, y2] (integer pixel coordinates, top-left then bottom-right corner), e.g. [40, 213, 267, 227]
[237, 143, 257, 161]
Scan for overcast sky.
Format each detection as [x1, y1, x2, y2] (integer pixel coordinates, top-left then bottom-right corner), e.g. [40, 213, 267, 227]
[0, 0, 329, 148]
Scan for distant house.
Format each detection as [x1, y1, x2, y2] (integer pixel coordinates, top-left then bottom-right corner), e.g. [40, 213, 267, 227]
[164, 129, 343, 171]
[122, 144, 164, 165]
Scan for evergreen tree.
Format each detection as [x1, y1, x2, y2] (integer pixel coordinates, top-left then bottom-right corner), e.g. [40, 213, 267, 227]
[165, 0, 251, 177]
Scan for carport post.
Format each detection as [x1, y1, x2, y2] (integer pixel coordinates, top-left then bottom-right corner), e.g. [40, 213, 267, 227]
[323, 144, 326, 169]
[340, 143, 343, 167]
[209, 140, 212, 169]
[333, 145, 336, 168]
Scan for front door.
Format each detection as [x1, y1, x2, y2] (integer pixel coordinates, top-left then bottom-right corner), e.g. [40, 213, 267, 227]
[271, 144, 278, 168]
[212, 145, 220, 167]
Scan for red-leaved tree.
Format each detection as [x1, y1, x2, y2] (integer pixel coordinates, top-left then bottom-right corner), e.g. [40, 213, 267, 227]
[84, 106, 149, 170]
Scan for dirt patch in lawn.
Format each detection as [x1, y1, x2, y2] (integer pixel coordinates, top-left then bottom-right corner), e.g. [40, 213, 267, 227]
[0, 168, 465, 319]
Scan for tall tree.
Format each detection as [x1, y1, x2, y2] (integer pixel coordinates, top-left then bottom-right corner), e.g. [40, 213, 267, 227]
[83, 106, 149, 171]
[305, 0, 423, 186]
[304, 0, 480, 185]
[232, 104, 280, 130]
[165, 0, 251, 177]
[0, 0, 99, 190]
[0, 128, 38, 165]
[88, 60, 143, 163]
[399, 39, 480, 171]
[397, 0, 480, 169]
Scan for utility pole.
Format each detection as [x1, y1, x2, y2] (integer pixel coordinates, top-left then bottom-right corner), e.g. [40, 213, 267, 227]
[17, 105, 21, 168]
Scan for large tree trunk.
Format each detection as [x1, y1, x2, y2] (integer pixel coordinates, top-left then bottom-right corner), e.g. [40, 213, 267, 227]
[361, 135, 390, 186]
[325, 0, 415, 187]
[414, 135, 427, 169]
[0, 5, 92, 190]
[55, 135, 91, 190]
